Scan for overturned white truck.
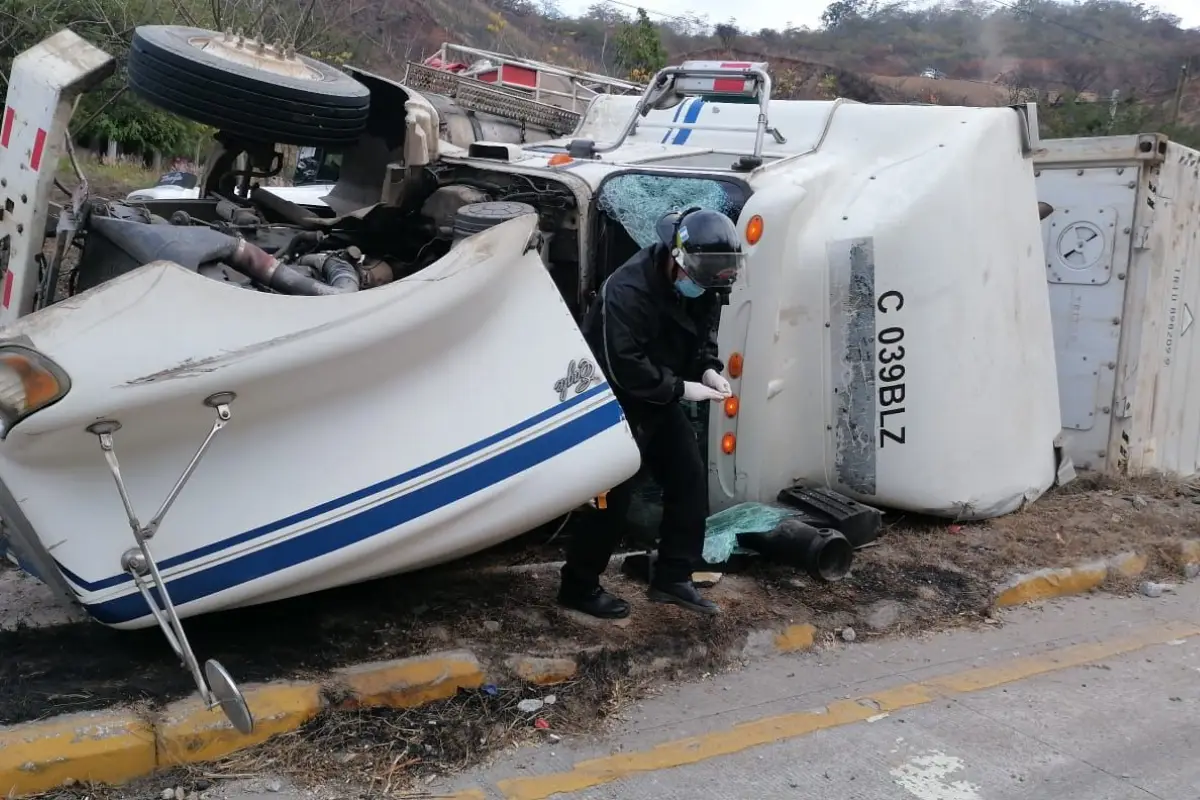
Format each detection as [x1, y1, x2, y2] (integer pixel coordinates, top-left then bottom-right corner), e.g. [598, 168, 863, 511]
[1, 28, 1197, 731]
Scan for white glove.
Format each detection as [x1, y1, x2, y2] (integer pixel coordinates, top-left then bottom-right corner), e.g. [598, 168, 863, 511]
[682, 381, 725, 402]
[702, 368, 732, 397]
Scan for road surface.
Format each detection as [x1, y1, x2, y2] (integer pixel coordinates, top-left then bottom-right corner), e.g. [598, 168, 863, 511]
[226, 581, 1200, 800]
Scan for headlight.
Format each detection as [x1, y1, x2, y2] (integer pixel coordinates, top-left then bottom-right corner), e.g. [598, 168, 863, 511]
[0, 345, 70, 434]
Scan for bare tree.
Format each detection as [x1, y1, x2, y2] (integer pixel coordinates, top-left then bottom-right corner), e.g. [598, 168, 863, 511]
[715, 20, 740, 50]
[1056, 56, 1104, 94]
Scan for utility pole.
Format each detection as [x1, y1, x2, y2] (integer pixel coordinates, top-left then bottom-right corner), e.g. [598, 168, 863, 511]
[1170, 60, 1190, 126]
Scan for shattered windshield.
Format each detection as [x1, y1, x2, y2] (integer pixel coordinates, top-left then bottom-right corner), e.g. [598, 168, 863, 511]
[598, 173, 744, 248]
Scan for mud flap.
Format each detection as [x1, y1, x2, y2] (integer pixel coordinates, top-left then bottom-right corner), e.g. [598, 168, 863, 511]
[1054, 432, 1077, 486]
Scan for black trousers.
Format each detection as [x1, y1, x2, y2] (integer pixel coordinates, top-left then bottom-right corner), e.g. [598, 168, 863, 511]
[562, 400, 708, 591]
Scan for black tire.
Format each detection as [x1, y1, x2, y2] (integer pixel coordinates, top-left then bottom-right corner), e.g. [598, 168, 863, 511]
[127, 25, 370, 147]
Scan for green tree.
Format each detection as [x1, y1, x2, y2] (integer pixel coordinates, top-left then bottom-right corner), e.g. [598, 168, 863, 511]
[614, 8, 667, 81]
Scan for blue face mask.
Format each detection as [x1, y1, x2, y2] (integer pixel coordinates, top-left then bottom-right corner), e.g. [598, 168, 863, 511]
[674, 275, 705, 298]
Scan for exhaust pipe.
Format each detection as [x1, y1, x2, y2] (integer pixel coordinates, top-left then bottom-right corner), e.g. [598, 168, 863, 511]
[738, 519, 855, 582]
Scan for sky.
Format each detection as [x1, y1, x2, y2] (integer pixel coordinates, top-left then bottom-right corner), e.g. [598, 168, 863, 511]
[554, 0, 1199, 35]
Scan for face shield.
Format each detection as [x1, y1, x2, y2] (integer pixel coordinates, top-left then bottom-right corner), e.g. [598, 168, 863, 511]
[676, 248, 746, 289]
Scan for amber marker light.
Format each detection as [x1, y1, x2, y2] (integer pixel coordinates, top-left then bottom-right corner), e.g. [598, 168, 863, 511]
[745, 214, 764, 245]
[721, 432, 737, 454]
[728, 352, 744, 379]
[724, 395, 739, 417]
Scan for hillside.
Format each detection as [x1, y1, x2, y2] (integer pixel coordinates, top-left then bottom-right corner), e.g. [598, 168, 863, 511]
[1, 0, 1197, 154]
[355, 0, 1200, 143]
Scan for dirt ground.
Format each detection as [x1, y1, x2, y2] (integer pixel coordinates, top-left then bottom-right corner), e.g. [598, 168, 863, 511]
[4, 474, 1197, 732]
[9, 475, 1200, 798]
[868, 74, 1012, 106]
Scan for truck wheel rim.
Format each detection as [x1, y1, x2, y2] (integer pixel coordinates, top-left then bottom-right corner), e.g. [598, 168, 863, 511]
[186, 31, 323, 81]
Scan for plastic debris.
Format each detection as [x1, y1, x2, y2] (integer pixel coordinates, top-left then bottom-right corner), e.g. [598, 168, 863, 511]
[543, 694, 557, 705]
[482, 684, 499, 696]
[534, 718, 551, 730]
[517, 698, 545, 713]
[947, 524, 963, 534]
[841, 627, 857, 642]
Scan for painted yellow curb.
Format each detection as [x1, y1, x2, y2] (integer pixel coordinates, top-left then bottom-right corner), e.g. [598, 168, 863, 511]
[157, 682, 323, 766]
[506, 655, 579, 686]
[2, 651, 485, 796]
[773, 623, 817, 653]
[333, 650, 485, 709]
[1108, 551, 1149, 578]
[0, 709, 156, 797]
[1176, 539, 1200, 568]
[994, 542, 1200, 608]
[995, 560, 1109, 607]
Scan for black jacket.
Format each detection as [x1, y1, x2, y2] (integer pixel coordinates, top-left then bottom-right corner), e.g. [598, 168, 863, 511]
[582, 243, 724, 407]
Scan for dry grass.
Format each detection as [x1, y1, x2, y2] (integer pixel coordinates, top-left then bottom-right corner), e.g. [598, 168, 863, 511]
[56, 154, 160, 200]
[860, 474, 1200, 603]
[214, 650, 637, 795]
[18, 474, 1200, 799]
[868, 75, 1011, 106]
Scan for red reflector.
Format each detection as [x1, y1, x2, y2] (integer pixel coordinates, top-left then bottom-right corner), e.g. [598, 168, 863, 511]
[0, 108, 13, 149]
[713, 78, 746, 93]
[29, 128, 46, 172]
[3, 271, 13, 309]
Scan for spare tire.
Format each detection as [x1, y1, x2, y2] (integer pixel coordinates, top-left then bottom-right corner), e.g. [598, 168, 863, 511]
[127, 26, 370, 147]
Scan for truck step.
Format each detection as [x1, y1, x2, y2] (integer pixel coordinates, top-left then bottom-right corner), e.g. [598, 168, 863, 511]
[776, 485, 883, 548]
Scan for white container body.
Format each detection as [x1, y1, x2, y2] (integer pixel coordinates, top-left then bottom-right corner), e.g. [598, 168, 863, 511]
[1036, 135, 1200, 477]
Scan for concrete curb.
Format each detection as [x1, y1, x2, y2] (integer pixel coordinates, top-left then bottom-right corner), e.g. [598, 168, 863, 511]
[0, 624, 816, 797]
[6, 539, 1196, 796]
[994, 539, 1199, 608]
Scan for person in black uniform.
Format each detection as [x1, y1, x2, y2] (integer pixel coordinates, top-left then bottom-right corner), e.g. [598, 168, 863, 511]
[559, 206, 746, 619]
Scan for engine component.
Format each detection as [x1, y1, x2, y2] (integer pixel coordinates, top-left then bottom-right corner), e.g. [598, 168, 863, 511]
[295, 252, 360, 293]
[452, 201, 537, 246]
[215, 199, 261, 228]
[127, 26, 370, 147]
[421, 185, 490, 239]
[75, 216, 251, 293]
[776, 485, 883, 548]
[225, 240, 358, 296]
[361, 257, 395, 288]
[738, 519, 854, 583]
[250, 186, 325, 228]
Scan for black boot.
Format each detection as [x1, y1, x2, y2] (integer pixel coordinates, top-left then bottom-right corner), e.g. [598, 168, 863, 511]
[558, 584, 631, 619]
[648, 580, 719, 615]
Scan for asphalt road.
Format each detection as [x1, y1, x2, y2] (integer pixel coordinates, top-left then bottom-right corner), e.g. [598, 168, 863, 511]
[225, 581, 1200, 800]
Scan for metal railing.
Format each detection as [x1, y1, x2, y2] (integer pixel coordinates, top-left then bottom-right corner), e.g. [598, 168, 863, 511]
[418, 43, 642, 116]
[566, 63, 777, 171]
[403, 62, 586, 134]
